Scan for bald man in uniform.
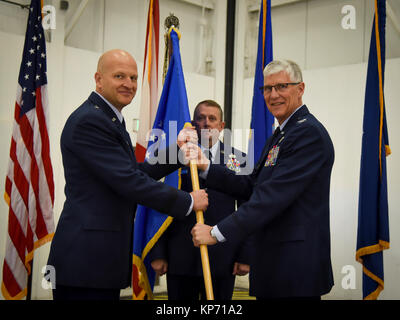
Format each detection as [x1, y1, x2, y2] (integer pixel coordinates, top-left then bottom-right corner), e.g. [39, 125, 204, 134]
[47, 49, 208, 300]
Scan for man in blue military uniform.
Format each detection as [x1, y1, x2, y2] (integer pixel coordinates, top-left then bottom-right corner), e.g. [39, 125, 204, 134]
[150, 100, 253, 300]
[47, 49, 208, 300]
[190, 60, 335, 300]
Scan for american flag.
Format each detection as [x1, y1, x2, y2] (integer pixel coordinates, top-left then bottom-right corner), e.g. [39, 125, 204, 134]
[135, 0, 159, 163]
[2, 0, 55, 300]
[132, 0, 159, 299]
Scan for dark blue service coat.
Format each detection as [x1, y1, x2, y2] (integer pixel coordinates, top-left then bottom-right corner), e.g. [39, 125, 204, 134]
[205, 105, 335, 298]
[48, 92, 191, 289]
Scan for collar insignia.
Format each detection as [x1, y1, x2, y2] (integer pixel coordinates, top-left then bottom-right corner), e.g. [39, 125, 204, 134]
[297, 118, 307, 124]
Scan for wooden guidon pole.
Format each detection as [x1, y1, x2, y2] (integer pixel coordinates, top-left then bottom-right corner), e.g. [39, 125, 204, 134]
[184, 122, 214, 300]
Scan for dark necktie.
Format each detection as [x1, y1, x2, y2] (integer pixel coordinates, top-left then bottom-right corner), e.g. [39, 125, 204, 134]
[272, 126, 281, 141]
[120, 119, 135, 157]
[120, 118, 130, 141]
[203, 148, 212, 163]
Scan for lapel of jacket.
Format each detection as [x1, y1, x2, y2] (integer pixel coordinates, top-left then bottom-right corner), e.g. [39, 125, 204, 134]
[280, 104, 309, 135]
[196, 141, 224, 188]
[88, 92, 136, 162]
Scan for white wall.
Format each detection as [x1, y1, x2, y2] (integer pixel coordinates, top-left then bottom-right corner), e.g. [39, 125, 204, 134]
[0, 0, 399, 300]
[244, 0, 400, 73]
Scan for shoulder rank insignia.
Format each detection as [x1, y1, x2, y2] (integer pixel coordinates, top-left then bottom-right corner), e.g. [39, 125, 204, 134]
[297, 118, 307, 124]
[226, 153, 241, 173]
[265, 145, 280, 167]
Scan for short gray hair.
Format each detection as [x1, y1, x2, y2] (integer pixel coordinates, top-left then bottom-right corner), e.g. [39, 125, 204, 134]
[263, 60, 303, 82]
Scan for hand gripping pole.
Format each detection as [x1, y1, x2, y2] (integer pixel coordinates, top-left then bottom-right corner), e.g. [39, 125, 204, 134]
[184, 122, 214, 300]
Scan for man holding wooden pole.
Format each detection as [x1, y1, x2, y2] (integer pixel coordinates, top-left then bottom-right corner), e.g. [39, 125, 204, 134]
[189, 60, 334, 300]
[150, 100, 252, 300]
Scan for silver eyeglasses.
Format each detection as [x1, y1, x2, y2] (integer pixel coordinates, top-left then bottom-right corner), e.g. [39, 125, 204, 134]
[260, 82, 300, 94]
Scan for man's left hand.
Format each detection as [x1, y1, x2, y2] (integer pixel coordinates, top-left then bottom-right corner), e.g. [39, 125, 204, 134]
[232, 262, 250, 276]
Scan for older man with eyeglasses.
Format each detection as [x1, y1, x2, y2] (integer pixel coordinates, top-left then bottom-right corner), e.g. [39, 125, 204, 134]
[189, 59, 335, 300]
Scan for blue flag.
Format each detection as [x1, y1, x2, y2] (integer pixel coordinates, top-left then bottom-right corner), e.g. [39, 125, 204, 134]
[356, 0, 390, 300]
[132, 27, 191, 300]
[249, 0, 274, 165]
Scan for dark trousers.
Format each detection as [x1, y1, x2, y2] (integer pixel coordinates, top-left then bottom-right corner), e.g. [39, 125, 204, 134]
[166, 273, 235, 300]
[52, 285, 120, 300]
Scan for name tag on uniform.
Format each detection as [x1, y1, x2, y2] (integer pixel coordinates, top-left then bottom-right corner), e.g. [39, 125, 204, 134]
[265, 145, 280, 167]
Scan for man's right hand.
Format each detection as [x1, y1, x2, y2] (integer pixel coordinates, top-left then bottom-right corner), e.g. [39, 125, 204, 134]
[177, 127, 198, 148]
[180, 143, 210, 171]
[191, 189, 208, 212]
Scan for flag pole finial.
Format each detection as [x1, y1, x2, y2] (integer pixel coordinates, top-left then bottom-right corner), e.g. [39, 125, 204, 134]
[163, 13, 180, 83]
[164, 13, 179, 31]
